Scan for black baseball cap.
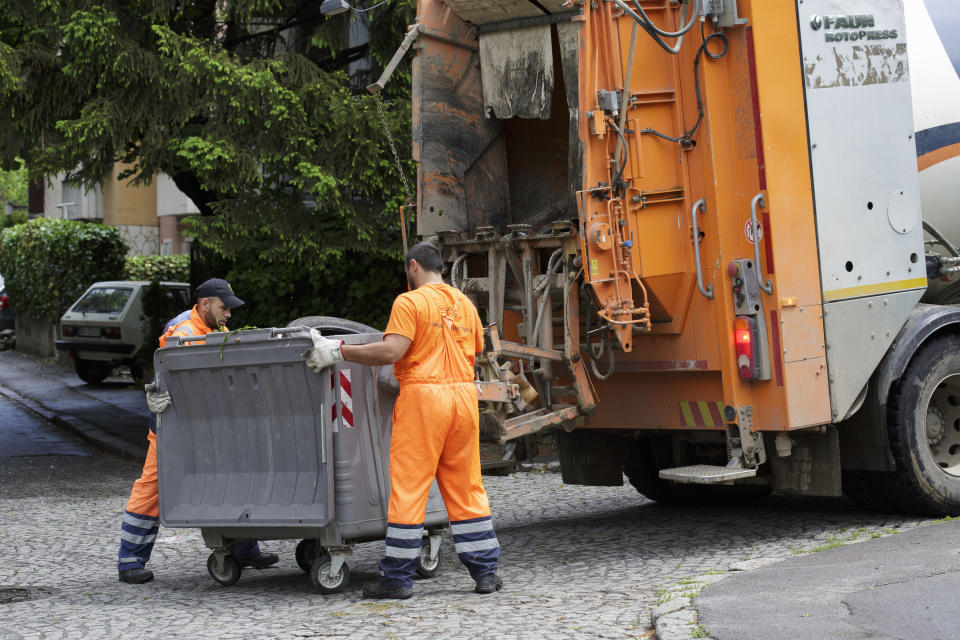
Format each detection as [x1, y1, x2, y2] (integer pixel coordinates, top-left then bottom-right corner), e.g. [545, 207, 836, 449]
[196, 278, 244, 309]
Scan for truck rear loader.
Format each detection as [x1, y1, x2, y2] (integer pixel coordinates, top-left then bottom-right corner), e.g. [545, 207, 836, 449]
[398, 0, 960, 514]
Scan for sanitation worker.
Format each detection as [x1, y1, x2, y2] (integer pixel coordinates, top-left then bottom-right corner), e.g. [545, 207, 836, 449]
[306, 242, 503, 599]
[116, 278, 279, 584]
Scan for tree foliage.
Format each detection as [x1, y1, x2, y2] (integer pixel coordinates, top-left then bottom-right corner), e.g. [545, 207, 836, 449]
[0, 0, 417, 323]
[0, 218, 127, 320]
[0, 158, 27, 205]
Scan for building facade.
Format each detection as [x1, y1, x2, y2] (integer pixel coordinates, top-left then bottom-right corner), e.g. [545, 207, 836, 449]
[32, 167, 196, 257]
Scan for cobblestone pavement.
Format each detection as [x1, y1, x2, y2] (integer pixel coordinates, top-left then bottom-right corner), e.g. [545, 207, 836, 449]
[0, 451, 938, 640]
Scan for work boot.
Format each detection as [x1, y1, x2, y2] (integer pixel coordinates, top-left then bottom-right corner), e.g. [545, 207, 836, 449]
[118, 568, 154, 584]
[362, 581, 413, 600]
[238, 552, 279, 569]
[474, 573, 503, 594]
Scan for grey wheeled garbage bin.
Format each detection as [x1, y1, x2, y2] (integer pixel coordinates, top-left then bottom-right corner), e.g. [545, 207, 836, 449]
[154, 326, 449, 593]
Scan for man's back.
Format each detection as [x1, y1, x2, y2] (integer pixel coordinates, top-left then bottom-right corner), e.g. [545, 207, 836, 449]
[386, 283, 483, 385]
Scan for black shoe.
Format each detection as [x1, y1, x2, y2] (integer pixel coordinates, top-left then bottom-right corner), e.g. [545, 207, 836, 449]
[474, 573, 503, 594]
[362, 581, 413, 600]
[118, 568, 154, 584]
[239, 552, 279, 569]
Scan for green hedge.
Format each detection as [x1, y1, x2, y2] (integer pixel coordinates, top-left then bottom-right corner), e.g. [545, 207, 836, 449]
[194, 245, 404, 330]
[124, 254, 189, 282]
[0, 218, 127, 321]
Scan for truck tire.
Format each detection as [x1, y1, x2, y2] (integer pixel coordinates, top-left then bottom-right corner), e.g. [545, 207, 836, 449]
[884, 333, 960, 515]
[621, 436, 771, 505]
[286, 315, 377, 335]
[75, 359, 111, 385]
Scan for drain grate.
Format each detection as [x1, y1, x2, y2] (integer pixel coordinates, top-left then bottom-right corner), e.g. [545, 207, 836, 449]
[0, 586, 51, 604]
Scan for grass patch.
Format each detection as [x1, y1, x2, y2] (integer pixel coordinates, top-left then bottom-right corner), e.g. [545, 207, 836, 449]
[934, 515, 960, 523]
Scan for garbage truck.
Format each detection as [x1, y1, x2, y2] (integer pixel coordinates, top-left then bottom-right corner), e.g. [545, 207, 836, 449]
[394, 0, 960, 515]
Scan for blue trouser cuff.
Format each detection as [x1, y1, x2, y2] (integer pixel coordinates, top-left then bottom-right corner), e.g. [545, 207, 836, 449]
[378, 522, 424, 588]
[118, 510, 159, 571]
[232, 539, 261, 560]
[451, 516, 500, 580]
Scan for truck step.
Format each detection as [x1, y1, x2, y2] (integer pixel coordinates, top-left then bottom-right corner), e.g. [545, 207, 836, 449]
[658, 465, 757, 485]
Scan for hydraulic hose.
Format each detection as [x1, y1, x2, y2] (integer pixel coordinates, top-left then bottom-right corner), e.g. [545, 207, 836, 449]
[923, 220, 960, 258]
[532, 249, 564, 345]
[630, 0, 698, 38]
[640, 29, 728, 146]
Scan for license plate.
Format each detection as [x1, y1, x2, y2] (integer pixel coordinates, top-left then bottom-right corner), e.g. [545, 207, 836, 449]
[77, 326, 100, 337]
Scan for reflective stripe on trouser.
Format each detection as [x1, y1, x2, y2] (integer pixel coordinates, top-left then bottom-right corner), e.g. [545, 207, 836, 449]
[384, 382, 497, 586]
[118, 509, 159, 571]
[119, 430, 260, 571]
[451, 515, 499, 581]
[378, 523, 424, 588]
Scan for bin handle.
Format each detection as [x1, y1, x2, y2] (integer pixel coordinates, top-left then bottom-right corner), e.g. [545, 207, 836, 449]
[750, 193, 773, 295]
[691, 198, 713, 300]
[271, 326, 311, 339]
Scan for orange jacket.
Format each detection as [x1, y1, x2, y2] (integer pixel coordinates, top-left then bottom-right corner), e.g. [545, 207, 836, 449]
[158, 305, 217, 348]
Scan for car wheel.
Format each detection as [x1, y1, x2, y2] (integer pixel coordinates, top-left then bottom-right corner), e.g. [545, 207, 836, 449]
[75, 359, 111, 385]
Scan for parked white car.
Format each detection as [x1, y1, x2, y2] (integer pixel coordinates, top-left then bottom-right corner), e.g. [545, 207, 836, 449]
[57, 280, 190, 384]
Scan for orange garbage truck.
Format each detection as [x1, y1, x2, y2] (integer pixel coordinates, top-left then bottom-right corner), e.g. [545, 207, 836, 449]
[397, 0, 960, 514]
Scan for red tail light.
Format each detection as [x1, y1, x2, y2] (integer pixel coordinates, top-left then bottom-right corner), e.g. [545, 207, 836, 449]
[103, 326, 122, 339]
[734, 316, 758, 381]
[62, 325, 76, 337]
[0, 294, 7, 310]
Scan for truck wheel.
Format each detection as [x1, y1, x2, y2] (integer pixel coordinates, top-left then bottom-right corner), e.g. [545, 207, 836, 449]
[885, 334, 960, 515]
[622, 436, 771, 505]
[75, 359, 111, 385]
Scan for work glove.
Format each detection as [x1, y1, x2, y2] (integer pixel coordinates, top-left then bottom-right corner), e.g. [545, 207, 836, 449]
[305, 328, 343, 372]
[144, 381, 171, 414]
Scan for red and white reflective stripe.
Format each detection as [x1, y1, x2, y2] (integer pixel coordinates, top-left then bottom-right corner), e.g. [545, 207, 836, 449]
[331, 369, 354, 429]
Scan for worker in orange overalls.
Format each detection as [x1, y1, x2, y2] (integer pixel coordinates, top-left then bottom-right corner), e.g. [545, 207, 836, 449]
[117, 278, 278, 584]
[306, 242, 502, 599]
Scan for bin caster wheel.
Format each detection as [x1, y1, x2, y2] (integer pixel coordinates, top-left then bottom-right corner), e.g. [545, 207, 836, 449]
[295, 540, 317, 573]
[310, 553, 350, 594]
[416, 547, 442, 578]
[207, 553, 241, 586]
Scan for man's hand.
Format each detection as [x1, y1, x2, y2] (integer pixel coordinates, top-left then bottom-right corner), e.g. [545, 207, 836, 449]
[144, 382, 171, 414]
[306, 329, 344, 372]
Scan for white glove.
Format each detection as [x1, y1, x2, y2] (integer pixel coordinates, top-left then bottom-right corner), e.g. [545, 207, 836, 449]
[144, 382, 171, 414]
[305, 329, 343, 372]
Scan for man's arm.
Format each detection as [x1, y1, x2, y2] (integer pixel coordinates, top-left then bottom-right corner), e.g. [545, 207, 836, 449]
[341, 334, 412, 366]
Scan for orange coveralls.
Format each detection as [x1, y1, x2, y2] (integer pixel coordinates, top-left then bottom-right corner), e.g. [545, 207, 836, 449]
[379, 283, 500, 587]
[117, 306, 259, 570]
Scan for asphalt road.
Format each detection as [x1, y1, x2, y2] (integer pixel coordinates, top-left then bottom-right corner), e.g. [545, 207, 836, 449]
[697, 519, 960, 640]
[0, 393, 92, 458]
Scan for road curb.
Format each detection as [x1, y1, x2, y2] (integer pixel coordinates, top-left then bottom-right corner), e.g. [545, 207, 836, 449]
[0, 383, 143, 461]
[653, 559, 783, 640]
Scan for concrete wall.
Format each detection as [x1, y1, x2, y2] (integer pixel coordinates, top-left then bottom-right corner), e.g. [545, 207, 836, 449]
[15, 313, 56, 358]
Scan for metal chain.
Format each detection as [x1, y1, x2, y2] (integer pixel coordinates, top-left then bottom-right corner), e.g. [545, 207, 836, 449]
[374, 93, 414, 205]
